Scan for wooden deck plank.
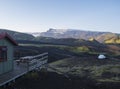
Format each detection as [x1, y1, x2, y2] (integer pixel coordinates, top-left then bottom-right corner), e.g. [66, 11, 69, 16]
[0, 61, 28, 86]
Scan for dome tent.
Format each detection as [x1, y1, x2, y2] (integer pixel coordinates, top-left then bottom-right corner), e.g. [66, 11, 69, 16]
[98, 54, 106, 59]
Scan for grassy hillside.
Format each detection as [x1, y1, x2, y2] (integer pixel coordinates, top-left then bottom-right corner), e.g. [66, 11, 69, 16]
[49, 56, 120, 82]
[6, 44, 120, 89]
[105, 35, 120, 44]
[7, 37, 120, 89]
[16, 38, 120, 61]
[96, 33, 120, 44]
[0, 29, 35, 40]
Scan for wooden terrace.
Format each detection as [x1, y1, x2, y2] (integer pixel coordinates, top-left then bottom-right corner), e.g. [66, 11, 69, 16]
[0, 52, 48, 86]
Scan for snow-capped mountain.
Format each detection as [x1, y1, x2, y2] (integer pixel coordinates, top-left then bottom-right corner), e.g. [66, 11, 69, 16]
[47, 28, 69, 34]
[28, 32, 41, 37]
[28, 28, 119, 43]
[39, 28, 108, 40]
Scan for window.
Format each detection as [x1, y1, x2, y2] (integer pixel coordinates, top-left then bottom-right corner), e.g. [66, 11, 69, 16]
[0, 46, 7, 62]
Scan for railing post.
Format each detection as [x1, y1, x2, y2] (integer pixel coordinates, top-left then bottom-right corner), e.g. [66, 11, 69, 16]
[27, 61, 29, 72]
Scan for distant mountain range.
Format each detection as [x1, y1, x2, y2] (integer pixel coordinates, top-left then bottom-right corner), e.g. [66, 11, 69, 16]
[0, 28, 120, 44]
[30, 28, 120, 43]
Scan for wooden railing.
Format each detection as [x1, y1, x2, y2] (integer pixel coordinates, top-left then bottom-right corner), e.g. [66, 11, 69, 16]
[0, 52, 48, 87]
[17, 52, 48, 71]
[27, 52, 48, 71]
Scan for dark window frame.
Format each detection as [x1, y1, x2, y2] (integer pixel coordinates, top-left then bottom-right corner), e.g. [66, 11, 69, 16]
[0, 46, 7, 62]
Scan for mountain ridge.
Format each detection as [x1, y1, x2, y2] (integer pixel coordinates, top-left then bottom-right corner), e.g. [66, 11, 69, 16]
[1, 28, 120, 44]
[29, 28, 120, 43]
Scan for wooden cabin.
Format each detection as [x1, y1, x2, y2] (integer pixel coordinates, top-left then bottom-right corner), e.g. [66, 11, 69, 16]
[0, 33, 17, 75]
[0, 33, 48, 87]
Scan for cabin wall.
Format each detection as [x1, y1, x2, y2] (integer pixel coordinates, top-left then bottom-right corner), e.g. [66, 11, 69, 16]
[0, 39, 14, 75]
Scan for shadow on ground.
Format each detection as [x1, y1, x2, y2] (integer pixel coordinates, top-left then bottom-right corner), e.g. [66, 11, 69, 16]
[4, 71, 120, 89]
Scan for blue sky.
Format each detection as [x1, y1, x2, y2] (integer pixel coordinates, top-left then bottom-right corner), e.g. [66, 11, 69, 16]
[0, 0, 120, 33]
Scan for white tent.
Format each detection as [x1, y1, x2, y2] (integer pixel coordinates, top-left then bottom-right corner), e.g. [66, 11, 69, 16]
[98, 54, 106, 59]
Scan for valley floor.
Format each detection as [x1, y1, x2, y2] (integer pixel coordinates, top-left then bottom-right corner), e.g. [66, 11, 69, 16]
[3, 71, 120, 89]
[1, 56, 120, 89]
